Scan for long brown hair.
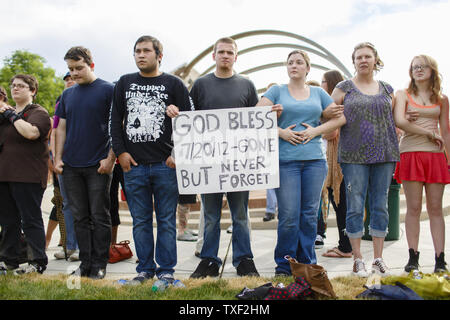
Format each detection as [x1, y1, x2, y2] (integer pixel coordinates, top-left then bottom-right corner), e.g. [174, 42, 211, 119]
[322, 70, 344, 95]
[407, 54, 442, 104]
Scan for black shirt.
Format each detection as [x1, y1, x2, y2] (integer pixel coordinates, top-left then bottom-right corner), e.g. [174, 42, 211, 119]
[110, 72, 194, 164]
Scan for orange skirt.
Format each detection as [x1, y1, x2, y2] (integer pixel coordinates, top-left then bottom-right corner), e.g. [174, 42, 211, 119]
[394, 152, 450, 184]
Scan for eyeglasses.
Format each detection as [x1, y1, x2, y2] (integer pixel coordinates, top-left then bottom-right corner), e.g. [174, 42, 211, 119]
[412, 65, 429, 72]
[9, 83, 29, 90]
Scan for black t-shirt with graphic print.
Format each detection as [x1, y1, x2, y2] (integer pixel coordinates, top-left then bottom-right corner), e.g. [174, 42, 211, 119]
[110, 72, 194, 164]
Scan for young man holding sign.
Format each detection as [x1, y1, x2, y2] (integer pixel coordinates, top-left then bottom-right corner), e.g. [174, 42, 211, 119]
[110, 35, 194, 284]
[168, 37, 261, 278]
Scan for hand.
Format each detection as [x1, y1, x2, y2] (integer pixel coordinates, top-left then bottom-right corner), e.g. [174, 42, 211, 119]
[279, 124, 303, 146]
[165, 156, 176, 168]
[0, 104, 14, 113]
[298, 123, 319, 144]
[54, 159, 64, 175]
[322, 129, 338, 141]
[406, 110, 419, 122]
[271, 104, 283, 118]
[2, 107, 20, 123]
[118, 152, 138, 172]
[98, 157, 115, 174]
[428, 131, 444, 151]
[322, 104, 344, 119]
[166, 104, 180, 118]
[395, 127, 404, 142]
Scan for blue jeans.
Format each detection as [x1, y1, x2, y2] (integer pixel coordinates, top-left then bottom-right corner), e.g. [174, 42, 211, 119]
[123, 163, 178, 277]
[201, 191, 253, 267]
[266, 189, 278, 214]
[340, 162, 396, 239]
[62, 165, 112, 271]
[275, 160, 327, 273]
[58, 175, 78, 251]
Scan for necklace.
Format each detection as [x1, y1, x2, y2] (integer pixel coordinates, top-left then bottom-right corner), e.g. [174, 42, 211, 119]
[416, 92, 430, 106]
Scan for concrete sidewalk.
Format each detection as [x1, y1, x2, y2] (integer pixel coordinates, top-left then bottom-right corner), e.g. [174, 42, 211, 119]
[41, 185, 450, 280]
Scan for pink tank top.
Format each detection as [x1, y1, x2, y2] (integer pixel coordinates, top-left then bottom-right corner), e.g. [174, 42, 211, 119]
[399, 91, 442, 153]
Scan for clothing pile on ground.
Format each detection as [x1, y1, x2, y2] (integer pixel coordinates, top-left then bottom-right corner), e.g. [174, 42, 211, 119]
[357, 271, 449, 300]
[236, 275, 337, 300]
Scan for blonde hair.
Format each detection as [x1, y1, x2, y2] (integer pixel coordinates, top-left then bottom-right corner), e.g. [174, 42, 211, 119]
[287, 50, 311, 76]
[352, 42, 384, 72]
[407, 54, 442, 104]
[306, 80, 320, 87]
[287, 50, 310, 67]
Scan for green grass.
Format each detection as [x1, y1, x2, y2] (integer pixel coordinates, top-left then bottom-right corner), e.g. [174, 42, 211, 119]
[1, 273, 369, 300]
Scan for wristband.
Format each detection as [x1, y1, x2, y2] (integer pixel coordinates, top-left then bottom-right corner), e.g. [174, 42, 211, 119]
[3, 109, 21, 124]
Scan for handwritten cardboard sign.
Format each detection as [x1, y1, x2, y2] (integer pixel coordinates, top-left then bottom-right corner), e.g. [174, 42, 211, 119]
[172, 106, 279, 194]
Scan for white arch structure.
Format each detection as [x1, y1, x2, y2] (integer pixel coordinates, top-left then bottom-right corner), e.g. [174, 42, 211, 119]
[174, 29, 352, 93]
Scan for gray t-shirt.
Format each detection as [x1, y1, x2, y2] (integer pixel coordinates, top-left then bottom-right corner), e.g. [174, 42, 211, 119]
[190, 73, 258, 110]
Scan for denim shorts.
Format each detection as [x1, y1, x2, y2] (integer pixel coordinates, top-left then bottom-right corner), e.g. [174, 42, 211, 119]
[341, 162, 396, 239]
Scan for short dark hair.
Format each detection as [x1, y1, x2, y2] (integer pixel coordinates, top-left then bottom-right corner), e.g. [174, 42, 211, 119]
[64, 46, 93, 66]
[213, 37, 237, 54]
[0, 86, 7, 102]
[133, 35, 163, 57]
[10, 74, 39, 99]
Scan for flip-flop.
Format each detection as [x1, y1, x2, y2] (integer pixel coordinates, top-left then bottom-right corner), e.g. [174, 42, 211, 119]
[322, 247, 352, 258]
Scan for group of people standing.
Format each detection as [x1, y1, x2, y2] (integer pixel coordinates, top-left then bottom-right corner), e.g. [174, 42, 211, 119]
[0, 35, 448, 282]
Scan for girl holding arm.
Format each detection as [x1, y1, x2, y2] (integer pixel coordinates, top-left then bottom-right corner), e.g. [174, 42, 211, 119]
[331, 43, 399, 277]
[256, 50, 346, 275]
[393, 54, 449, 273]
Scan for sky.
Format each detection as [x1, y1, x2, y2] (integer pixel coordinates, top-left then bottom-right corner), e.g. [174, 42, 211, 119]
[1, 0, 450, 97]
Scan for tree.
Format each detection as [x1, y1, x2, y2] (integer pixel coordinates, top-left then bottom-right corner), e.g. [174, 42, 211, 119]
[0, 50, 64, 115]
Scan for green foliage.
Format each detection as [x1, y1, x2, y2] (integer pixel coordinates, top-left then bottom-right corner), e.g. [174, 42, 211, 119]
[0, 50, 65, 115]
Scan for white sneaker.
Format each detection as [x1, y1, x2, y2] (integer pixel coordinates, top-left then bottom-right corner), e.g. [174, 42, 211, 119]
[68, 250, 79, 262]
[54, 249, 76, 260]
[372, 258, 390, 277]
[186, 229, 198, 237]
[352, 258, 369, 277]
[177, 231, 197, 242]
[315, 235, 324, 249]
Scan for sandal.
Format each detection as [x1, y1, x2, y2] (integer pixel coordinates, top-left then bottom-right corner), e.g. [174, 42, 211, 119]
[322, 247, 352, 258]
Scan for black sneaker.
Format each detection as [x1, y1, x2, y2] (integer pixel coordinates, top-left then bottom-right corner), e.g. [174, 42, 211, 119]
[89, 268, 106, 280]
[275, 270, 291, 277]
[263, 212, 275, 222]
[0, 262, 7, 276]
[132, 271, 154, 283]
[190, 259, 219, 279]
[13, 263, 46, 275]
[236, 258, 260, 277]
[404, 248, 420, 272]
[434, 252, 448, 273]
